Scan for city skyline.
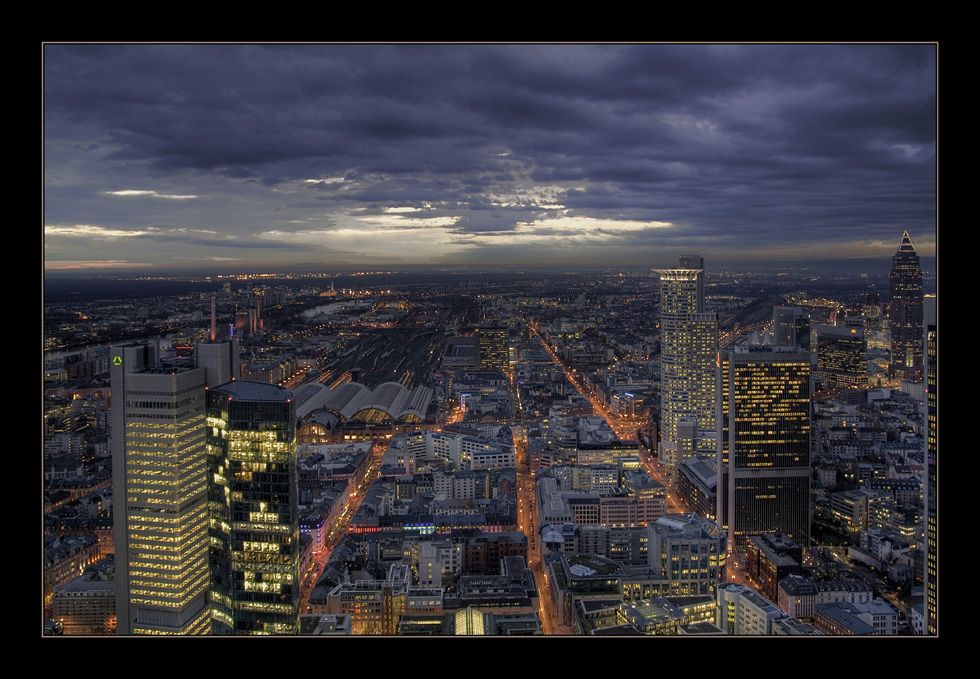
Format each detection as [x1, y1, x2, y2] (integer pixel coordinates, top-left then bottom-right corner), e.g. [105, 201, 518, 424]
[44, 43, 936, 273]
[45, 252, 935, 635]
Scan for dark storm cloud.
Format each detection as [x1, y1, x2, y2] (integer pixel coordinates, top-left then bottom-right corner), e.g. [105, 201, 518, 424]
[44, 43, 936, 269]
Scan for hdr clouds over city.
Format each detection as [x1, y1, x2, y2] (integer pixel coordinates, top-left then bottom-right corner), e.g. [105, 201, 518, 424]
[43, 43, 940, 637]
[43, 43, 936, 272]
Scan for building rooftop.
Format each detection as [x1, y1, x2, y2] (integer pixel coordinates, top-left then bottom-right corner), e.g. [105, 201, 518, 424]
[211, 380, 293, 401]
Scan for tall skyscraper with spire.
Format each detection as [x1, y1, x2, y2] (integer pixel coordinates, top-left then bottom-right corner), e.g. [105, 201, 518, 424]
[657, 255, 717, 481]
[889, 231, 924, 381]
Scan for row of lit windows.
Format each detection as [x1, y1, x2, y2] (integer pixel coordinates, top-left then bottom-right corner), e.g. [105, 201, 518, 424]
[235, 601, 295, 614]
[124, 413, 199, 421]
[131, 481, 207, 495]
[129, 553, 207, 570]
[129, 574, 207, 591]
[128, 494, 197, 505]
[134, 424, 205, 437]
[130, 542, 208, 558]
[128, 475, 206, 489]
[227, 429, 284, 442]
[226, 451, 293, 464]
[126, 550, 189, 563]
[232, 551, 295, 565]
[125, 449, 202, 461]
[127, 523, 191, 534]
[231, 521, 292, 534]
[126, 439, 203, 450]
[128, 532, 206, 546]
[211, 608, 234, 628]
[128, 421, 198, 431]
[129, 571, 207, 588]
[127, 475, 206, 489]
[243, 580, 283, 593]
[243, 540, 281, 553]
[131, 588, 203, 604]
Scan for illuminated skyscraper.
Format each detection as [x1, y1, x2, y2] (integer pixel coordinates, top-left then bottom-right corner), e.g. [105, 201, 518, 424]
[207, 381, 299, 635]
[479, 325, 508, 371]
[924, 295, 937, 634]
[658, 256, 717, 479]
[111, 340, 240, 635]
[111, 343, 210, 635]
[889, 231, 924, 381]
[717, 347, 812, 551]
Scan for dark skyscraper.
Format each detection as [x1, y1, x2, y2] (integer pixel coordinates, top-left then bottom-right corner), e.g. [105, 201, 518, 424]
[773, 306, 811, 351]
[889, 231, 924, 381]
[925, 295, 937, 634]
[207, 381, 299, 635]
[717, 347, 812, 551]
[815, 325, 867, 389]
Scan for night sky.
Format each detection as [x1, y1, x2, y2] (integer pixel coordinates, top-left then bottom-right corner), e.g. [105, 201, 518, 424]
[43, 44, 937, 272]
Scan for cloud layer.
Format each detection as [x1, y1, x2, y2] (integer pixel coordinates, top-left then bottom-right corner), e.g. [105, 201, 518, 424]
[44, 44, 937, 270]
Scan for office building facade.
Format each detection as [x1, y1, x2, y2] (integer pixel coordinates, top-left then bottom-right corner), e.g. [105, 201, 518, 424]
[715, 582, 788, 635]
[111, 342, 211, 635]
[773, 306, 811, 351]
[717, 347, 812, 551]
[657, 256, 718, 479]
[925, 294, 937, 634]
[889, 231, 924, 381]
[815, 325, 867, 389]
[207, 381, 300, 635]
[479, 325, 509, 371]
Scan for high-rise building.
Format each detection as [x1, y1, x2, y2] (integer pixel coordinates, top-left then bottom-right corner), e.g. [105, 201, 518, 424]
[197, 339, 241, 387]
[815, 325, 867, 389]
[657, 256, 717, 479]
[773, 306, 811, 351]
[111, 343, 211, 635]
[889, 231, 924, 381]
[717, 346, 812, 552]
[864, 293, 883, 334]
[478, 325, 508, 371]
[111, 340, 240, 635]
[924, 294, 937, 634]
[207, 381, 300, 635]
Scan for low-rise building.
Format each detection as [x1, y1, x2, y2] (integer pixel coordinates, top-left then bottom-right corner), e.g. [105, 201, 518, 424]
[715, 582, 788, 635]
[777, 574, 873, 622]
[744, 532, 804, 602]
[50, 559, 116, 635]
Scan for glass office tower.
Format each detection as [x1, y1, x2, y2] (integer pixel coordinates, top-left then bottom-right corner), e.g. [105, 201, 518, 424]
[718, 347, 812, 552]
[207, 381, 299, 635]
[816, 325, 867, 389]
